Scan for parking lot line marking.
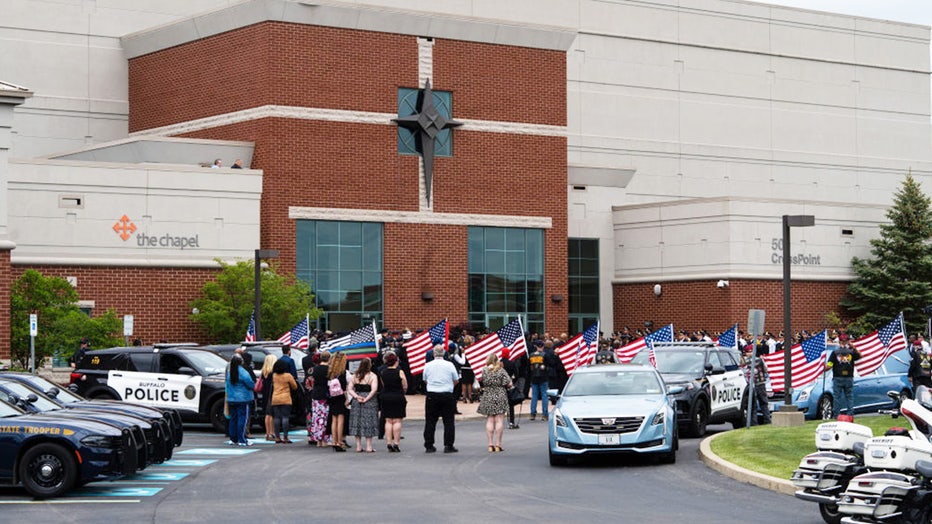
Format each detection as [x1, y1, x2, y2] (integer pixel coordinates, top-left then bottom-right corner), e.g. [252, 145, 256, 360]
[152, 459, 217, 467]
[124, 472, 189, 482]
[0, 499, 141, 504]
[71, 487, 163, 497]
[177, 448, 259, 456]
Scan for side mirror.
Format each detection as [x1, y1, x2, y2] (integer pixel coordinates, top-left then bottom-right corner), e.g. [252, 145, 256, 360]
[666, 385, 685, 395]
[546, 388, 560, 402]
[177, 366, 197, 376]
[887, 390, 900, 401]
[26, 393, 39, 404]
[708, 367, 726, 376]
[46, 387, 60, 398]
[704, 363, 714, 372]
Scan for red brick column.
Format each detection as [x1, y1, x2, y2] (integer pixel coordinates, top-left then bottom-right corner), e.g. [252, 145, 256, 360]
[0, 250, 11, 360]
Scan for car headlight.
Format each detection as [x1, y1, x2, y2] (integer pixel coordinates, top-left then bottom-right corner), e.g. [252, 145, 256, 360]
[81, 434, 119, 448]
[553, 409, 567, 427]
[797, 386, 813, 403]
[651, 410, 665, 426]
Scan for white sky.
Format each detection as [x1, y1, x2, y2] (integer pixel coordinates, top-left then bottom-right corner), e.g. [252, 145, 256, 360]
[760, 0, 932, 27]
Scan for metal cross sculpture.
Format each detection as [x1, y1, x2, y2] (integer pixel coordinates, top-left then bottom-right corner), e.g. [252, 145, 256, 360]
[393, 80, 462, 206]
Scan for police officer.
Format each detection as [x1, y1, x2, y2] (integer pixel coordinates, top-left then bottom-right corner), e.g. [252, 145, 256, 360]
[71, 337, 89, 369]
[595, 342, 619, 365]
[909, 339, 932, 389]
[827, 334, 861, 417]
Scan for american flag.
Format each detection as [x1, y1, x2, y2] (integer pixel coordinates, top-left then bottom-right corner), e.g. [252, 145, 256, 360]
[403, 319, 448, 376]
[244, 313, 256, 342]
[556, 321, 600, 375]
[763, 330, 827, 392]
[852, 313, 907, 377]
[320, 322, 378, 352]
[716, 324, 738, 351]
[465, 319, 525, 381]
[648, 346, 657, 368]
[617, 324, 674, 363]
[276, 317, 309, 349]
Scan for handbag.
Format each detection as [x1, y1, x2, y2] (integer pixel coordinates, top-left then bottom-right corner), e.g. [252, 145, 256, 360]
[253, 375, 264, 393]
[328, 377, 343, 397]
[507, 387, 525, 406]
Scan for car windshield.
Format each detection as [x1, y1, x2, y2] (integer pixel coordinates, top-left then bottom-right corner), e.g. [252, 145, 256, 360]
[0, 380, 63, 411]
[631, 350, 705, 375]
[562, 370, 663, 396]
[177, 350, 229, 375]
[15, 375, 84, 404]
[0, 400, 23, 418]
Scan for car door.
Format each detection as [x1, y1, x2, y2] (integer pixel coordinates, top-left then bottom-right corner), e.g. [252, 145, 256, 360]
[720, 350, 748, 411]
[706, 352, 731, 415]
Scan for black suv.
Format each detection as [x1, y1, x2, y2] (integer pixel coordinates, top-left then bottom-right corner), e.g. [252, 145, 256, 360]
[630, 342, 748, 437]
[201, 342, 308, 425]
[69, 344, 231, 432]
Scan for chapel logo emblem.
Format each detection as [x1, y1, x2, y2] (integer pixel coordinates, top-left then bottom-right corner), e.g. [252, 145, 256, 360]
[113, 215, 137, 241]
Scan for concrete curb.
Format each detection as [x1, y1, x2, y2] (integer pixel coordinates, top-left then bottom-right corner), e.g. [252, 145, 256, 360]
[699, 432, 796, 496]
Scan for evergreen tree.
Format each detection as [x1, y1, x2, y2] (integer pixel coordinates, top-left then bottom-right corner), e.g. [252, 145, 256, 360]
[842, 173, 932, 334]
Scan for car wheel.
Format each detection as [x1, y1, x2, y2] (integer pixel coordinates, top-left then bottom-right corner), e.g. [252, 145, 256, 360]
[688, 398, 708, 437]
[209, 398, 228, 434]
[548, 446, 567, 467]
[818, 395, 833, 420]
[19, 443, 78, 499]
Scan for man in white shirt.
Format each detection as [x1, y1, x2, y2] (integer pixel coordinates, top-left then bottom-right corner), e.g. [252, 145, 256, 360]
[422, 344, 459, 453]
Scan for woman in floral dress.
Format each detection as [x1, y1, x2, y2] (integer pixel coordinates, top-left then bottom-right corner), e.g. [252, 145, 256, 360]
[477, 353, 513, 453]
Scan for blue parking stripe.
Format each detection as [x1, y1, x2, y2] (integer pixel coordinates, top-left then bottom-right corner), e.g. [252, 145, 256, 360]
[177, 447, 259, 455]
[71, 486, 163, 497]
[123, 472, 189, 482]
[152, 459, 217, 467]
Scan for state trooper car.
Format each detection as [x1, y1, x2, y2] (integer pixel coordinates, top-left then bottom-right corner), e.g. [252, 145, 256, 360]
[0, 377, 172, 465]
[0, 397, 140, 498]
[0, 372, 183, 447]
[70, 344, 231, 432]
[630, 342, 748, 437]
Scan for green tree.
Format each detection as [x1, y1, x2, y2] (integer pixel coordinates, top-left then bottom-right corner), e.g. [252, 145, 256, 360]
[190, 259, 321, 342]
[10, 269, 123, 368]
[842, 173, 932, 334]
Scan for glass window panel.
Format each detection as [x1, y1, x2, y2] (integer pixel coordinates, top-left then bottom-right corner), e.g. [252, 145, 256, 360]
[580, 258, 599, 276]
[486, 250, 505, 274]
[363, 285, 382, 311]
[468, 228, 484, 273]
[506, 228, 526, 253]
[318, 222, 339, 245]
[526, 231, 543, 274]
[343, 291, 362, 311]
[486, 274, 506, 294]
[505, 293, 524, 312]
[362, 224, 382, 270]
[505, 252, 524, 275]
[341, 246, 362, 270]
[580, 239, 598, 259]
[486, 294, 506, 311]
[340, 271, 362, 291]
[340, 222, 362, 245]
[485, 228, 505, 250]
[317, 246, 340, 270]
[579, 279, 599, 297]
[568, 258, 580, 276]
[315, 271, 338, 291]
[468, 275, 485, 312]
[315, 291, 341, 310]
[568, 239, 580, 258]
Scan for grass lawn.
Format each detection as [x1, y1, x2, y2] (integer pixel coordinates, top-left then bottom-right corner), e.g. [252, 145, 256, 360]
[709, 415, 909, 479]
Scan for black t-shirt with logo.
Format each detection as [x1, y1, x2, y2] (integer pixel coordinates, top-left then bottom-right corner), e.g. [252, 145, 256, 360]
[529, 350, 548, 383]
[829, 345, 860, 378]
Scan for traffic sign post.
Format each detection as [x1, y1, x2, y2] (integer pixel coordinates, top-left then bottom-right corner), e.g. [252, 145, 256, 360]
[123, 314, 134, 346]
[746, 309, 765, 430]
[29, 313, 37, 374]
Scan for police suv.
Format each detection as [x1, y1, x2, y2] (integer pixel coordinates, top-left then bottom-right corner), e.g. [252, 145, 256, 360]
[70, 344, 231, 432]
[0, 397, 140, 498]
[630, 342, 748, 437]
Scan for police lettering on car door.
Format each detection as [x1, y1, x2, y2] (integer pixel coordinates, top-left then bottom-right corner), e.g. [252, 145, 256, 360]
[107, 371, 201, 411]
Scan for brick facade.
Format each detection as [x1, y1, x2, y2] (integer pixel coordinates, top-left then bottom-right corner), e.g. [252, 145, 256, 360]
[0, 251, 9, 359]
[128, 21, 569, 333]
[613, 279, 850, 335]
[11, 266, 219, 348]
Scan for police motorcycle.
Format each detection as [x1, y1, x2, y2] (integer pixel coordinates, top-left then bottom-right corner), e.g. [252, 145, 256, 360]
[836, 386, 932, 524]
[792, 419, 874, 524]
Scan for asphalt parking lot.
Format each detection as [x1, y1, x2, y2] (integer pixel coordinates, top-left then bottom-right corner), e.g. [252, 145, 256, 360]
[0, 413, 822, 524]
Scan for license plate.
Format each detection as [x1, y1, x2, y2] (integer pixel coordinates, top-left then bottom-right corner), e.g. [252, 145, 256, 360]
[598, 434, 620, 445]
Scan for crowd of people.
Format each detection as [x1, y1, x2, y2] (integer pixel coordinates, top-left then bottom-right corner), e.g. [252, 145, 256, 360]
[222, 321, 932, 448]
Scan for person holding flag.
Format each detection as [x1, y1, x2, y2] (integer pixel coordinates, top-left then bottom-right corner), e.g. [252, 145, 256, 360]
[827, 334, 861, 417]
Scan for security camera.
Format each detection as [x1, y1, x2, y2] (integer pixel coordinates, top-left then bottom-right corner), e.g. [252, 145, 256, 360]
[717, 280, 729, 288]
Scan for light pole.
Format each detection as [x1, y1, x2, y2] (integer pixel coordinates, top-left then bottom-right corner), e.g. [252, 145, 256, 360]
[781, 214, 814, 408]
[253, 249, 279, 341]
